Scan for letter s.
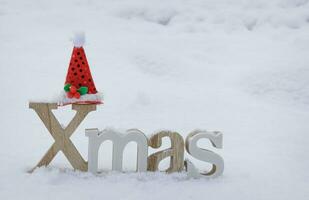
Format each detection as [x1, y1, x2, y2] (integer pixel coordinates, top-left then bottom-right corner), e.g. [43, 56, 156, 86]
[185, 130, 224, 178]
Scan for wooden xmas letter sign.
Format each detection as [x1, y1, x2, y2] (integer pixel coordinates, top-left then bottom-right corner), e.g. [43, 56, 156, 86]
[29, 102, 224, 178]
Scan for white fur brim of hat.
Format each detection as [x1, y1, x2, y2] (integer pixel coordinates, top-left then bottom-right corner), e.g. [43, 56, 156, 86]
[58, 91, 103, 106]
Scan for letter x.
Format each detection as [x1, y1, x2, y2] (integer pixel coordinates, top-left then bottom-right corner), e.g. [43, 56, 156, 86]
[29, 103, 96, 172]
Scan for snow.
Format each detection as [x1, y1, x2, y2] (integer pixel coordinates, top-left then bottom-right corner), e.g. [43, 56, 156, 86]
[0, 0, 309, 199]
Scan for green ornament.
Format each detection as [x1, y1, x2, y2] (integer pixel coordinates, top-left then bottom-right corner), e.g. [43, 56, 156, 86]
[64, 84, 71, 92]
[78, 86, 88, 95]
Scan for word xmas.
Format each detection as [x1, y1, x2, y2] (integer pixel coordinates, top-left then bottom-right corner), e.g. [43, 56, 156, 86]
[29, 103, 224, 178]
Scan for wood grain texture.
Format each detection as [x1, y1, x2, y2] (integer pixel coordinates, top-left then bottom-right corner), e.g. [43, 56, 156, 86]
[147, 131, 184, 173]
[29, 102, 96, 172]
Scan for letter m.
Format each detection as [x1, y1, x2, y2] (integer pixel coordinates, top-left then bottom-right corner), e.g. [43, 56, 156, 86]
[85, 128, 148, 174]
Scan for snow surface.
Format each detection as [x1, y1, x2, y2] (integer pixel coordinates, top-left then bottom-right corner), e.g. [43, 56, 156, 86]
[0, 0, 309, 199]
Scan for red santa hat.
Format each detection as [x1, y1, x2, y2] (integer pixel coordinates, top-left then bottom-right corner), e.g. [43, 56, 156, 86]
[59, 32, 102, 106]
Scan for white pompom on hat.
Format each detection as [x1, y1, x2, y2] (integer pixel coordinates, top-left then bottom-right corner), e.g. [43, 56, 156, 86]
[72, 32, 85, 47]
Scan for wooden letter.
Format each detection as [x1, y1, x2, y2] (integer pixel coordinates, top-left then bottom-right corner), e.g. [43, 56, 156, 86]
[86, 128, 148, 174]
[29, 102, 96, 172]
[185, 130, 224, 178]
[147, 131, 184, 173]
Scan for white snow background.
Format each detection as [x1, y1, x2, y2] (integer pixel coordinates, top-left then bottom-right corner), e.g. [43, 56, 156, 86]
[0, 0, 309, 199]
